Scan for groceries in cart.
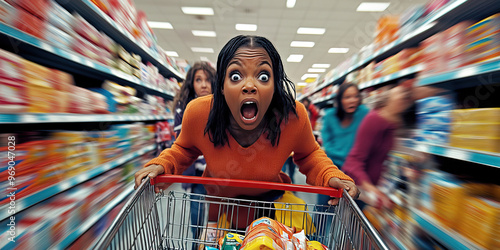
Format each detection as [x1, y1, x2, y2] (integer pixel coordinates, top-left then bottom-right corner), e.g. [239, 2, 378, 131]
[200, 217, 329, 250]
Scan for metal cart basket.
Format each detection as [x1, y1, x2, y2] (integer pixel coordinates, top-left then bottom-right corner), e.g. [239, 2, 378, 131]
[95, 175, 389, 250]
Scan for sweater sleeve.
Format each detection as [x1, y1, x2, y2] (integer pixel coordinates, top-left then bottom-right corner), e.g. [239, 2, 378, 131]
[144, 101, 202, 174]
[293, 103, 354, 187]
[342, 112, 381, 185]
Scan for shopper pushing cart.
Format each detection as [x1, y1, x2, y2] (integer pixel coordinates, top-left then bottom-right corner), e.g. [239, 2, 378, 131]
[94, 35, 388, 249]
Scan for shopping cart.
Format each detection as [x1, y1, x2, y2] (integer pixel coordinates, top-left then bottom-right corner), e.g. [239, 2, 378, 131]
[95, 175, 389, 250]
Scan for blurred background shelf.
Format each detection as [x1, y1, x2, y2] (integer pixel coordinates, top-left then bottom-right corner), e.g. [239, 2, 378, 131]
[56, 0, 184, 81]
[0, 22, 174, 100]
[0, 113, 170, 124]
[411, 209, 486, 250]
[411, 142, 500, 168]
[52, 185, 134, 250]
[0, 145, 154, 222]
[359, 64, 423, 90]
[416, 57, 500, 89]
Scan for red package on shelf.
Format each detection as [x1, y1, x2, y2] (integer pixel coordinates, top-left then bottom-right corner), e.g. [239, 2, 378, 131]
[72, 14, 103, 48]
[11, 7, 46, 39]
[6, 0, 50, 21]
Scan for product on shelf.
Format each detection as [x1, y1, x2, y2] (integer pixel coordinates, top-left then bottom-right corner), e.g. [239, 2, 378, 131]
[449, 108, 500, 152]
[414, 95, 455, 144]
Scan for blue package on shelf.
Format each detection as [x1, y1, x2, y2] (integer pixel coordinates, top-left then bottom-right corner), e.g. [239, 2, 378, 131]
[417, 111, 452, 131]
[416, 95, 455, 114]
[90, 88, 117, 113]
[415, 130, 450, 144]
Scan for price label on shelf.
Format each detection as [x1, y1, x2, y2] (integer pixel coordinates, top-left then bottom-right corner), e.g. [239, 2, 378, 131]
[444, 148, 470, 161]
[416, 143, 429, 152]
[59, 181, 72, 192]
[456, 67, 477, 78]
[40, 42, 55, 53]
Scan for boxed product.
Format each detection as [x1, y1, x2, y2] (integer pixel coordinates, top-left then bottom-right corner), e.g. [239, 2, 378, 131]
[46, 1, 75, 35]
[451, 123, 500, 137]
[443, 21, 473, 70]
[451, 108, 500, 123]
[466, 13, 500, 39]
[415, 130, 449, 144]
[431, 178, 466, 229]
[416, 95, 455, 114]
[417, 111, 451, 131]
[449, 135, 500, 153]
[458, 197, 500, 249]
[10, 6, 47, 39]
[6, 0, 51, 20]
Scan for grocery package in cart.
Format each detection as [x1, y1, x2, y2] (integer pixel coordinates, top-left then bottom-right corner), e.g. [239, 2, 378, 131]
[94, 175, 389, 250]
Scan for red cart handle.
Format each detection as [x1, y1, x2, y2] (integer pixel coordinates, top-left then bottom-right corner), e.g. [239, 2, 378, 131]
[152, 175, 343, 198]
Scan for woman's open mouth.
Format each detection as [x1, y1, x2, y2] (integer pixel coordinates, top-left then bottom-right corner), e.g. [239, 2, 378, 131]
[240, 99, 259, 124]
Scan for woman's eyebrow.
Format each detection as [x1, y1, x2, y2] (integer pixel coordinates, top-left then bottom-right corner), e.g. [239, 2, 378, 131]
[228, 60, 242, 67]
[259, 61, 271, 67]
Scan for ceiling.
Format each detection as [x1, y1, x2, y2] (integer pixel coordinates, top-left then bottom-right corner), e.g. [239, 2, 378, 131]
[135, 0, 427, 89]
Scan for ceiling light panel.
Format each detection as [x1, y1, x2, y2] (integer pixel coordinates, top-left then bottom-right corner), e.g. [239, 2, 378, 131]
[165, 51, 179, 57]
[290, 41, 315, 47]
[301, 74, 319, 80]
[147, 21, 173, 29]
[181, 7, 214, 15]
[312, 64, 331, 68]
[235, 24, 257, 31]
[297, 82, 307, 86]
[356, 2, 390, 12]
[192, 30, 216, 37]
[297, 27, 325, 35]
[328, 48, 349, 53]
[308, 68, 326, 73]
[286, 0, 296, 8]
[287, 54, 304, 62]
[191, 47, 214, 53]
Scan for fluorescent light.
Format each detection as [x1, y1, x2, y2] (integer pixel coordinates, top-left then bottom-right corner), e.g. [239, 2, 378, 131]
[357, 2, 390, 12]
[181, 7, 214, 15]
[287, 54, 303, 62]
[191, 47, 214, 53]
[308, 68, 326, 73]
[286, 0, 296, 8]
[235, 24, 257, 31]
[301, 74, 319, 81]
[165, 51, 179, 57]
[312, 64, 330, 68]
[200, 56, 210, 61]
[297, 27, 325, 35]
[192, 30, 216, 37]
[328, 47, 349, 53]
[147, 21, 173, 29]
[290, 41, 315, 47]
[297, 82, 307, 87]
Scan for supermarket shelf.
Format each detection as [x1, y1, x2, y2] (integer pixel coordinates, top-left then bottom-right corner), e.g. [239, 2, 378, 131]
[0, 145, 154, 221]
[410, 141, 500, 168]
[52, 185, 134, 249]
[312, 93, 336, 105]
[388, 233, 408, 250]
[0, 22, 175, 99]
[0, 113, 169, 124]
[416, 57, 500, 89]
[300, 0, 500, 100]
[411, 209, 485, 250]
[56, 0, 184, 81]
[359, 64, 423, 90]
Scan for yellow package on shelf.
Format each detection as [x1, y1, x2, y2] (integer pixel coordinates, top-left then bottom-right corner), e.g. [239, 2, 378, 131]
[431, 180, 465, 229]
[451, 108, 500, 123]
[458, 197, 500, 249]
[449, 135, 500, 153]
[451, 123, 500, 137]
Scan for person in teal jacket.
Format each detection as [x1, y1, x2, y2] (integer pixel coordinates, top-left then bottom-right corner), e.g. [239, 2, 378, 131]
[318, 83, 368, 214]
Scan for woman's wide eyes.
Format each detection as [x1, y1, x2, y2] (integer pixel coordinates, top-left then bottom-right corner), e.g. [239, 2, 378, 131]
[258, 73, 269, 82]
[230, 73, 242, 81]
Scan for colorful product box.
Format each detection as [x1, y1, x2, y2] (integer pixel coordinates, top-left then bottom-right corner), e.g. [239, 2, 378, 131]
[416, 95, 455, 114]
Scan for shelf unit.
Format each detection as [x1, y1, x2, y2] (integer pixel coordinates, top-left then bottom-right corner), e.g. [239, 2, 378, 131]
[411, 209, 486, 250]
[55, 0, 184, 81]
[416, 56, 500, 89]
[0, 22, 175, 100]
[406, 141, 500, 168]
[0, 113, 171, 124]
[52, 185, 134, 249]
[300, 0, 498, 101]
[0, 145, 154, 222]
[359, 64, 423, 90]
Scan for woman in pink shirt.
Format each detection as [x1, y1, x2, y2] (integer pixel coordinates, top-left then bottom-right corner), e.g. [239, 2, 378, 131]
[343, 84, 413, 208]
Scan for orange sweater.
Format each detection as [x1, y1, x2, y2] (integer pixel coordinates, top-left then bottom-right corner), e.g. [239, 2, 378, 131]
[145, 95, 353, 197]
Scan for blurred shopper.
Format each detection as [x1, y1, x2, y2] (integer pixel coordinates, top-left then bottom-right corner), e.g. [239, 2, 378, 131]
[318, 83, 369, 204]
[171, 61, 216, 238]
[301, 97, 320, 131]
[343, 83, 413, 209]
